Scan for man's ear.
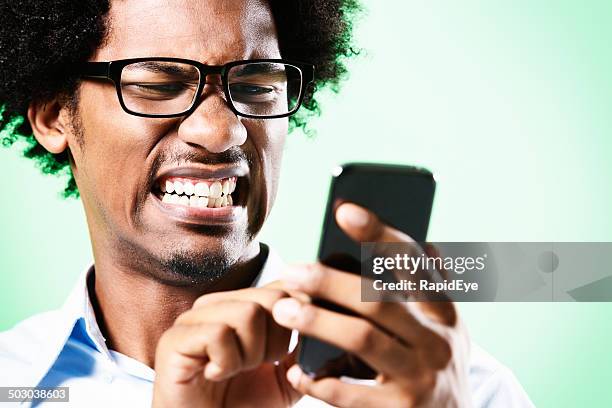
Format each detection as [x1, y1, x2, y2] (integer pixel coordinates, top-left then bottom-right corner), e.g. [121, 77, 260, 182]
[27, 99, 70, 154]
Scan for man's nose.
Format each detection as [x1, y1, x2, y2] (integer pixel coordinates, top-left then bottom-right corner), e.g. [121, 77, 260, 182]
[177, 87, 247, 153]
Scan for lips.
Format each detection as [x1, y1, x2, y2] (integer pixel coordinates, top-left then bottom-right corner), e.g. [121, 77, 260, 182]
[150, 165, 249, 224]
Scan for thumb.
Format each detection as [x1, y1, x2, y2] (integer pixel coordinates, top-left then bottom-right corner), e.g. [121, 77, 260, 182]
[335, 202, 412, 243]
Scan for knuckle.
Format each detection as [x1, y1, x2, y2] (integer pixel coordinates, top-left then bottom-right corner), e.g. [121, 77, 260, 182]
[208, 323, 232, 343]
[350, 322, 379, 352]
[392, 395, 416, 408]
[441, 302, 459, 327]
[364, 301, 387, 317]
[192, 296, 206, 308]
[193, 293, 217, 308]
[292, 371, 308, 393]
[298, 303, 317, 326]
[323, 386, 346, 406]
[156, 329, 174, 352]
[267, 288, 289, 302]
[427, 333, 452, 369]
[421, 369, 438, 392]
[401, 370, 437, 408]
[241, 301, 265, 322]
[307, 263, 326, 291]
[174, 310, 193, 326]
[436, 339, 453, 368]
[368, 219, 385, 241]
[156, 325, 189, 357]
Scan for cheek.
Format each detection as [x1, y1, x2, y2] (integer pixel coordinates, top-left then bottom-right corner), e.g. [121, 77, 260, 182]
[72, 85, 172, 219]
[247, 118, 287, 211]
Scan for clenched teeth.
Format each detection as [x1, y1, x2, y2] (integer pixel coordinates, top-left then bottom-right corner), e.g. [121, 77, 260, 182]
[183, 182, 194, 196]
[159, 176, 237, 208]
[209, 181, 222, 199]
[194, 182, 209, 197]
[162, 193, 223, 208]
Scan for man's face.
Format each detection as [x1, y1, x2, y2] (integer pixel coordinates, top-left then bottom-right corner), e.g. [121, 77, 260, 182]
[69, 0, 287, 284]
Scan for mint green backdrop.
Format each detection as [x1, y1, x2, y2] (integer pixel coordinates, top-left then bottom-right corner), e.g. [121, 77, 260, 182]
[2, 1, 611, 406]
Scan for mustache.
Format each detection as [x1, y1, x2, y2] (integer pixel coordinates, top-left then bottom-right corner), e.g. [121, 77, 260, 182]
[148, 147, 251, 184]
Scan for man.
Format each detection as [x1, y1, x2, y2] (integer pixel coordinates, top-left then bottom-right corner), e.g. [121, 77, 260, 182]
[0, 0, 534, 406]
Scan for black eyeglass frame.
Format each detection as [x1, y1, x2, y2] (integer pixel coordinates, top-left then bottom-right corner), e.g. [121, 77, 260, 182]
[78, 57, 315, 119]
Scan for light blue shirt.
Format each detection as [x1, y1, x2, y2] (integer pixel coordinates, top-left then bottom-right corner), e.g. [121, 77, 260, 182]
[0, 248, 534, 407]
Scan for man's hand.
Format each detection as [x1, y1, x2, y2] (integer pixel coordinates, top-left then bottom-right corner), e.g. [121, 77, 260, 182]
[152, 284, 301, 408]
[271, 203, 473, 408]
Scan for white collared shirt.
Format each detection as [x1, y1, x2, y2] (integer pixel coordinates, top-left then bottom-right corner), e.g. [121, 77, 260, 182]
[0, 247, 533, 407]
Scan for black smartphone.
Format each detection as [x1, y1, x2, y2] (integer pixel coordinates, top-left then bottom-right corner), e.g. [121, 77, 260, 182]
[297, 162, 436, 379]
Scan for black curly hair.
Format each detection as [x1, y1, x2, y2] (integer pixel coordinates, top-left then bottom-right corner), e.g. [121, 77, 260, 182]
[0, 0, 361, 198]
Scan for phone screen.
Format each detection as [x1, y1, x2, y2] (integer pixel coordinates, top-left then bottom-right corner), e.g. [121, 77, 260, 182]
[297, 162, 436, 379]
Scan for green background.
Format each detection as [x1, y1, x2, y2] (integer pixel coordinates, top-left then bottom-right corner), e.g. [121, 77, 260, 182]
[2, 1, 612, 406]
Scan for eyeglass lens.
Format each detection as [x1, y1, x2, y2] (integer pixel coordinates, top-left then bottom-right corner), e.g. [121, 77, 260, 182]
[119, 60, 303, 117]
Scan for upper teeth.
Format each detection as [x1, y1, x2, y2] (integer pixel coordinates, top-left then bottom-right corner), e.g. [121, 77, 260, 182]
[194, 182, 209, 197]
[174, 181, 184, 195]
[209, 181, 222, 198]
[159, 177, 237, 208]
[183, 182, 194, 196]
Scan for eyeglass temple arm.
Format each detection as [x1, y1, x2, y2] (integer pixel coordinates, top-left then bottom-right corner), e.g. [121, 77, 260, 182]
[78, 62, 111, 79]
[305, 65, 315, 83]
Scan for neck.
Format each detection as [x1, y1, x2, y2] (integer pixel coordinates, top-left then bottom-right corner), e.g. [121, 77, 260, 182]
[89, 242, 266, 368]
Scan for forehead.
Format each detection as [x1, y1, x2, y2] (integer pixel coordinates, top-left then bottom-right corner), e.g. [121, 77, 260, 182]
[96, 0, 279, 63]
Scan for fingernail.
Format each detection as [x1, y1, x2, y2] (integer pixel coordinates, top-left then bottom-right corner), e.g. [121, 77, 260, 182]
[273, 298, 301, 324]
[337, 203, 370, 228]
[286, 365, 302, 387]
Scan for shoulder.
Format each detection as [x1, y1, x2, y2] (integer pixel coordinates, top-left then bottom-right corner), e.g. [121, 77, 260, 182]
[468, 343, 535, 407]
[0, 310, 66, 384]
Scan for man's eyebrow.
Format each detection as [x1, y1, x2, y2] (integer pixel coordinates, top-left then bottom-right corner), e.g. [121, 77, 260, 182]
[127, 61, 199, 77]
[231, 64, 287, 79]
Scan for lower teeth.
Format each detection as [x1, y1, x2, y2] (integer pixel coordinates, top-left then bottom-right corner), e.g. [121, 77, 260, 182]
[161, 193, 232, 208]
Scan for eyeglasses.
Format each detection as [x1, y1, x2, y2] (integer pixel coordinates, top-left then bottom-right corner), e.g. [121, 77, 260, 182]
[78, 58, 315, 119]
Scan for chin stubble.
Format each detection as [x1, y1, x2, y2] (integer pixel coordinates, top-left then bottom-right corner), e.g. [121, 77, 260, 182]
[160, 248, 233, 284]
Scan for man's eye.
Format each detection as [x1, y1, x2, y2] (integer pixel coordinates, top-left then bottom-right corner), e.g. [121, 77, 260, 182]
[230, 83, 276, 99]
[132, 82, 187, 94]
[121, 81, 196, 100]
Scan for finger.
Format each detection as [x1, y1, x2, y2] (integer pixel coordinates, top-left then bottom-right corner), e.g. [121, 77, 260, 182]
[335, 203, 455, 312]
[156, 322, 243, 382]
[334, 202, 435, 297]
[264, 280, 312, 303]
[193, 287, 288, 312]
[263, 280, 286, 290]
[180, 301, 267, 370]
[272, 298, 422, 378]
[177, 300, 290, 366]
[286, 365, 394, 408]
[275, 348, 303, 404]
[418, 244, 457, 326]
[281, 263, 451, 355]
[335, 202, 415, 244]
[192, 287, 305, 361]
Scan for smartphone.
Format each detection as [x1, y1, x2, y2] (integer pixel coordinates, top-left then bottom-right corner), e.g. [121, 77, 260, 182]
[297, 162, 436, 379]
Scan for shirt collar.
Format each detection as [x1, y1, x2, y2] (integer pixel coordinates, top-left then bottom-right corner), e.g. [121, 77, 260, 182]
[31, 244, 285, 388]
